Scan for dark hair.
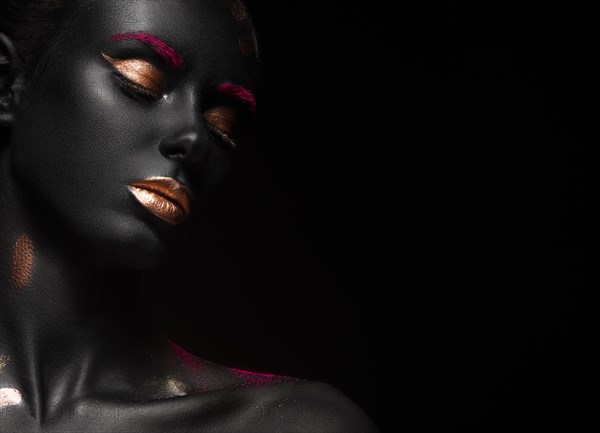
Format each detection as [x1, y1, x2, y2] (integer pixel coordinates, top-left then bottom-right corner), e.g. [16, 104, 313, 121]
[0, 1, 81, 145]
[0, 0, 88, 82]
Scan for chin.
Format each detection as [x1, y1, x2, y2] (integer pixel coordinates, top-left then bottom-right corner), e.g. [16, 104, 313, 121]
[88, 213, 170, 271]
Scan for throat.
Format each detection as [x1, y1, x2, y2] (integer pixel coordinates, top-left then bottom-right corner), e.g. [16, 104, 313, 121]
[0, 150, 152, 417]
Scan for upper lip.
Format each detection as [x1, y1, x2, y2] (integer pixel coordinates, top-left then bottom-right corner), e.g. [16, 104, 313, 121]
[128, 177, 191, 214]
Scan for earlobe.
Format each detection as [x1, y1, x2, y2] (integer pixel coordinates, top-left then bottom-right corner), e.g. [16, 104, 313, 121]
[0, 32, 25, 127]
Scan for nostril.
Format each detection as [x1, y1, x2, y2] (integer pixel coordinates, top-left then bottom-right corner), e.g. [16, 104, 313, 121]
[159, 130, 204, 167]
[167, 147, 186, 158]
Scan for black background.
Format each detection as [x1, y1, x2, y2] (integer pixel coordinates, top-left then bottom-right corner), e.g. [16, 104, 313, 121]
[142, 2, 588, 432]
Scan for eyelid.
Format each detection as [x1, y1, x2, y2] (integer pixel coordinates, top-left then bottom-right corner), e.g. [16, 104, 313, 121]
[204, 106, 237, 135]
[204, 106, 239, 147]
[101, 53, 166, 95]
[206, 124, 238, 149]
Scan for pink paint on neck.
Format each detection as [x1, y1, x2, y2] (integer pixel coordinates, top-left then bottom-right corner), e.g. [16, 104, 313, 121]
[218, 82, 257, 114]
[109, 32, 185, 70]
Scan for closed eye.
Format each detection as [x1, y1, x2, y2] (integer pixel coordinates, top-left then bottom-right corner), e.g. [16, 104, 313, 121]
[203, 106, 239, 149]
[101, 53, 166, 98]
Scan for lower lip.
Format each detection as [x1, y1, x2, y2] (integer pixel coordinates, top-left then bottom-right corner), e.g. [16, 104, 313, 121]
[128, 186, 187, 225]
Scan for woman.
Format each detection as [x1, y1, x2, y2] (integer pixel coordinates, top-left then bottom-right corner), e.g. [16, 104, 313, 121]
[0, 0, 379, 431]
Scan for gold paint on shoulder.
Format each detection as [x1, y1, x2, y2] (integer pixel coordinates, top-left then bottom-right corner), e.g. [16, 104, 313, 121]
[11, 234, 34, 289]
[163, 376, 189, 398]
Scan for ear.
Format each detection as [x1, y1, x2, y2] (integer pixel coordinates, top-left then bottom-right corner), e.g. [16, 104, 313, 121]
[0, 32, 26, 128]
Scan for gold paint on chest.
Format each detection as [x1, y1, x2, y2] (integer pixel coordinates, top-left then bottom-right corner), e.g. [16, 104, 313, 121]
[0, 388, 22, 408]
[0, 354, 22, 409]
[11, 235, 34, 289]
[0, 354, 7, 370]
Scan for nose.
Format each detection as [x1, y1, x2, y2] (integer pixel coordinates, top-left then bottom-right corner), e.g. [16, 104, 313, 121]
[158, 128, 209, 169]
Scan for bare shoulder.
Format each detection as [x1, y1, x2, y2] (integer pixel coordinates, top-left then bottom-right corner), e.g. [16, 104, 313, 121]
[156, 340, 379, 432]
[233, 378, 380, 433]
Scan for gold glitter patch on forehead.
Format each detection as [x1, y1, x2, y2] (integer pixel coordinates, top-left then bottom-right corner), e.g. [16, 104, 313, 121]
[239, 30, 259, 58]
[231, 0, 249, 21]
[11, 235, 34, 289]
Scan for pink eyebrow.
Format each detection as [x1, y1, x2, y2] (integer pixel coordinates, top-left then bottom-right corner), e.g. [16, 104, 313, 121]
[218, 82, 256, 114]
[109, 32, 185, 70]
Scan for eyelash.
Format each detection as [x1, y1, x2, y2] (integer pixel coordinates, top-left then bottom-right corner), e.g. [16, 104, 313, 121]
[113, 72, 161, 103]
[206, 123, 239, 150]
[114, 72, 239, 150]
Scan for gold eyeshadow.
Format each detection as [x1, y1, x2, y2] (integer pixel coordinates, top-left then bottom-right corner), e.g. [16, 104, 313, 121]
[204, 106, 238, 140]
[101, 53, 166, 95]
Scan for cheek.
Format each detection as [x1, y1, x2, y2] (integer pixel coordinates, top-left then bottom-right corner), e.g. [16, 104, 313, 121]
[192, 146, 236, 198]
[11, 57, 236, 217]
[11, 62, 156, 202]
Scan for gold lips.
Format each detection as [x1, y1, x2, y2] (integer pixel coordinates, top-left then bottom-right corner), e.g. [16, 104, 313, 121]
[128, 177, 191, 225]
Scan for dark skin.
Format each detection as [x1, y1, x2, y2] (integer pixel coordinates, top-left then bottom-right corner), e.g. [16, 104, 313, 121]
[0, 0, 378, 431]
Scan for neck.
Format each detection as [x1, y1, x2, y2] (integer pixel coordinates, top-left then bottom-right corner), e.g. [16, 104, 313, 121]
[0, 145, 154, 414]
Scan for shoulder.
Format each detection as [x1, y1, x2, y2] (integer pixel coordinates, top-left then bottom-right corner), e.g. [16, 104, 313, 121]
[292, 380, 380, 433]
[156, 340, 379, 431]
[231, 379, 380, 433]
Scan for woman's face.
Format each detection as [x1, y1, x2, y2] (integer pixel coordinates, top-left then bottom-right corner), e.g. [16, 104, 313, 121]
[9, 0, 257, 269]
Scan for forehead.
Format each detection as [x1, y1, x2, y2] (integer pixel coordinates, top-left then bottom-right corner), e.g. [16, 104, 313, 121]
[64, 0, 257, 84]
